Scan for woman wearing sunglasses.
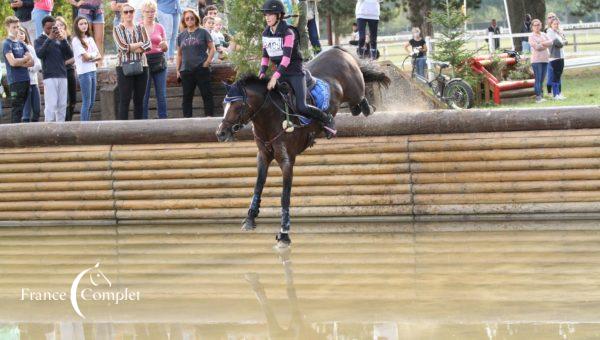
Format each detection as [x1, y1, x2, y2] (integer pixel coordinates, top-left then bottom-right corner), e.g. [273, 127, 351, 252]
[528, 18, 553, 103]
[113, 3, 151, 119]
[176, 8, 215, 118]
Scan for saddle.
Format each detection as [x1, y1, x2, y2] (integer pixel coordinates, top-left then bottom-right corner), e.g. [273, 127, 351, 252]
[279, 70, 331, 127]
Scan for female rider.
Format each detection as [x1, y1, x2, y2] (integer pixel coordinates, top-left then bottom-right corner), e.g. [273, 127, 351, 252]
[259, 0, 336, 138]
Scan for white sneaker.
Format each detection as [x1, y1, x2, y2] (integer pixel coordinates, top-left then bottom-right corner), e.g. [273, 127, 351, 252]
[555, 94, 566, 100]
[536, 97, 546, 103]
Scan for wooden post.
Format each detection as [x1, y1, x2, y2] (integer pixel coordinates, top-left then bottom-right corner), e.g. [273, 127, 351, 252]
[326, 15, 332, 46]
[573, 33, 577, 53]
[483, 79, 490, 104]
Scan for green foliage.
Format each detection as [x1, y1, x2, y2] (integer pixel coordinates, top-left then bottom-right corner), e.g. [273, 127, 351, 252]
[507, 58, 533, 80]
[428, 3, 470, 75]
[428, 1, 481, 88]
[488, 53, 507, 80]
[225, 0, 265, 79]
[0, 0, 75, 37]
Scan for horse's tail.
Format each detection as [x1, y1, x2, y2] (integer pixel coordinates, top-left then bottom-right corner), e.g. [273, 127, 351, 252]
[331, 46, 391, 88]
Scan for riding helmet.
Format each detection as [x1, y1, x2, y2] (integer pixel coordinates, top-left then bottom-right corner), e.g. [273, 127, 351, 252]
[261, 0, 285, 14]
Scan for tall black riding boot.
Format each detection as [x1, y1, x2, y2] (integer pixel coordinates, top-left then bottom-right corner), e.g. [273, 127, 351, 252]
[305, 106, 336, 139]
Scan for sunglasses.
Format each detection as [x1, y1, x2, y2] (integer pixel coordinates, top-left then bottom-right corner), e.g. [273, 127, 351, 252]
[123, 9, 134, 14]
[184, 16, 196, 21]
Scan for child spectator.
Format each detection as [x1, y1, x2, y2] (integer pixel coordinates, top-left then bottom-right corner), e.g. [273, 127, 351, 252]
[35, 15, 74, 122]
[18, 26, 41, 122]
[546, 18, 567, 100]
[3, 16, 33, 123]
[72, 16, 101, 121]
[55, 16, 77, 121]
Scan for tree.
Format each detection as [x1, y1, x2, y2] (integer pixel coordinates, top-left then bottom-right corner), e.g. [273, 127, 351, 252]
[403, 0, 481, 37]
[428, 1, 479, 86]
[507, 0, 545, 51]
[225, 0, 265, 78]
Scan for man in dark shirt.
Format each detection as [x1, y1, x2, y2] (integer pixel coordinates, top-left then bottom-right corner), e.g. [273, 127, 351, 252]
[34, 15, 73, 122]
[487, 19, 501, 50]
[10, 0, 35, 40]
[3, 16, 33, 123]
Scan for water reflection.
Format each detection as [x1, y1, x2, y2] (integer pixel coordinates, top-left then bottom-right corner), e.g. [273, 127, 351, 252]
[1, 221, 600, 339]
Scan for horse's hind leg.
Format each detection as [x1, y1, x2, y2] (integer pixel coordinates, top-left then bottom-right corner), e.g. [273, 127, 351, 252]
[359, 97, 375, 117]
[242, 151, 272, 231]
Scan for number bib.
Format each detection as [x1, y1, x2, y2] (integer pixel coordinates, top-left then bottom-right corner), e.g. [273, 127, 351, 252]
[263, 37, 283, 57]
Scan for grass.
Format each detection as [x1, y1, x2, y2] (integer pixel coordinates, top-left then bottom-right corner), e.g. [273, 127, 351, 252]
[497, 66, 600, 108]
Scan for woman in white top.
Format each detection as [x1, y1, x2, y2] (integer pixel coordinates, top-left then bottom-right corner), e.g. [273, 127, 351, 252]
[72, 16, 101, 121]
[546, 18, 567, 100]
[18, 26, 42, 122]
[355, 0, 380, 59]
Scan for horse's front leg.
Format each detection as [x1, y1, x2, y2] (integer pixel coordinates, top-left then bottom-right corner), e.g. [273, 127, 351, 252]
[242, 151, 272, 231]
[276, 159, 294, 247]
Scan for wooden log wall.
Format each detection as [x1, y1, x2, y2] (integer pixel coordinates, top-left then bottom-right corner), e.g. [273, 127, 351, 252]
[3, 118, 600, 225]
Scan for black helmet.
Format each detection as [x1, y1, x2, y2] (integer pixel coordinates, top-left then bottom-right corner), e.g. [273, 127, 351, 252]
[261, 0, 285, 14]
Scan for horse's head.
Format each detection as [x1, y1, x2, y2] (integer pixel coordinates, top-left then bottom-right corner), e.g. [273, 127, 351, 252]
[216, 76, 269, 142]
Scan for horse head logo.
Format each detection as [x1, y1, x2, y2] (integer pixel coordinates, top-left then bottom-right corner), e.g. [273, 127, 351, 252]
[70, 262, 111, 319]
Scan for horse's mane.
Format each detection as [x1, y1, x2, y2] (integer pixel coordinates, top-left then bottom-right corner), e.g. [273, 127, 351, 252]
[237, 74, 269, 88]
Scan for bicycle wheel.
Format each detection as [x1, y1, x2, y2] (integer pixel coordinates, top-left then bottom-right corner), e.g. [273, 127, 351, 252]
[443, 79, 474, 109]
[429, 78, 444, 97]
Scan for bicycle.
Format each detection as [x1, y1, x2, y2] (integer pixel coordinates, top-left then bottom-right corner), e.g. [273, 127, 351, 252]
[402, 52, 474, 109]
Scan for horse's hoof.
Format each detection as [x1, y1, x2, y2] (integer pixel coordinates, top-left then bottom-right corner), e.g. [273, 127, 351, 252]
[350, 105, 362, 116]
[275, 232, 291, 248]
[241, 218, 256, 231]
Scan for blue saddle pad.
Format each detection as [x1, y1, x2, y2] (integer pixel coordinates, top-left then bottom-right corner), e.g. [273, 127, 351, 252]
[298, 78, 330, 126]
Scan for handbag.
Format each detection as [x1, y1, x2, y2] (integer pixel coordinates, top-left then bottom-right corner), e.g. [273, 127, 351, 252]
[121, 60, 143, 76]
[120, 25, 145, 77]
[147, 52, 167, 74]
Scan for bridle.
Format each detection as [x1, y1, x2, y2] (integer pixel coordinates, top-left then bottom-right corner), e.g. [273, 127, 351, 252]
[221, 85, 272, 133]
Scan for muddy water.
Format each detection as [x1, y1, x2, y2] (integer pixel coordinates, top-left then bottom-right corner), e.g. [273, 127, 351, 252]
[1, 221, 599, 339]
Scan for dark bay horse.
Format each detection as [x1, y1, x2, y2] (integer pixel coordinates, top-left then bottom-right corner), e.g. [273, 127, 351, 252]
[216, 47, 390, 248]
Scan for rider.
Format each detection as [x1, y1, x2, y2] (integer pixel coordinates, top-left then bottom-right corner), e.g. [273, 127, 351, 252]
[259, 0, 336, 139]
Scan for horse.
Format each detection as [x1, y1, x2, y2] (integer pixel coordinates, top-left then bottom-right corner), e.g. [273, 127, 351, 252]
[216, 47, 391, 248]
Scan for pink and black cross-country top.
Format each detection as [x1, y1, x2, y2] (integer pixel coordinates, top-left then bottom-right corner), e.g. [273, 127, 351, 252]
[259, 21, 303, 79]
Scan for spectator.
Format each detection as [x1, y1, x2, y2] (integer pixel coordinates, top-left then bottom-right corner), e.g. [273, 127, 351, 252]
[72, 16, 101, 121]
[487, 19, 500, 50]
[197, 0, 207, 21]
[520, 14, 532, 53]
[355, 0, 380, 60]
[203, 16, 220, 62]
[545, 12, 557, 96]
[528, 18, 552, 103]
[349, 22, 358, 45]
[3, 16, 33, 123]
[306, 0, 321, 54]
[32, 0, 54, 38]
[69, 0, 105, 64]
[547, 17, 567, 100]
[110, 0, 129, 27]
[213, 17, 228, 61]
[156, 0, 180, 61]
[177, 9, 215, 117]
[113, 3, 151, 120]
[55, 17, 77, 121]
[205, 4, 218, 18]
[142, 0, 168, 119]
[404, 27, 427, 78]
[18, 26, 41, 122]
[35, 15, 73, 122]
[10, 0, 35, 41]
